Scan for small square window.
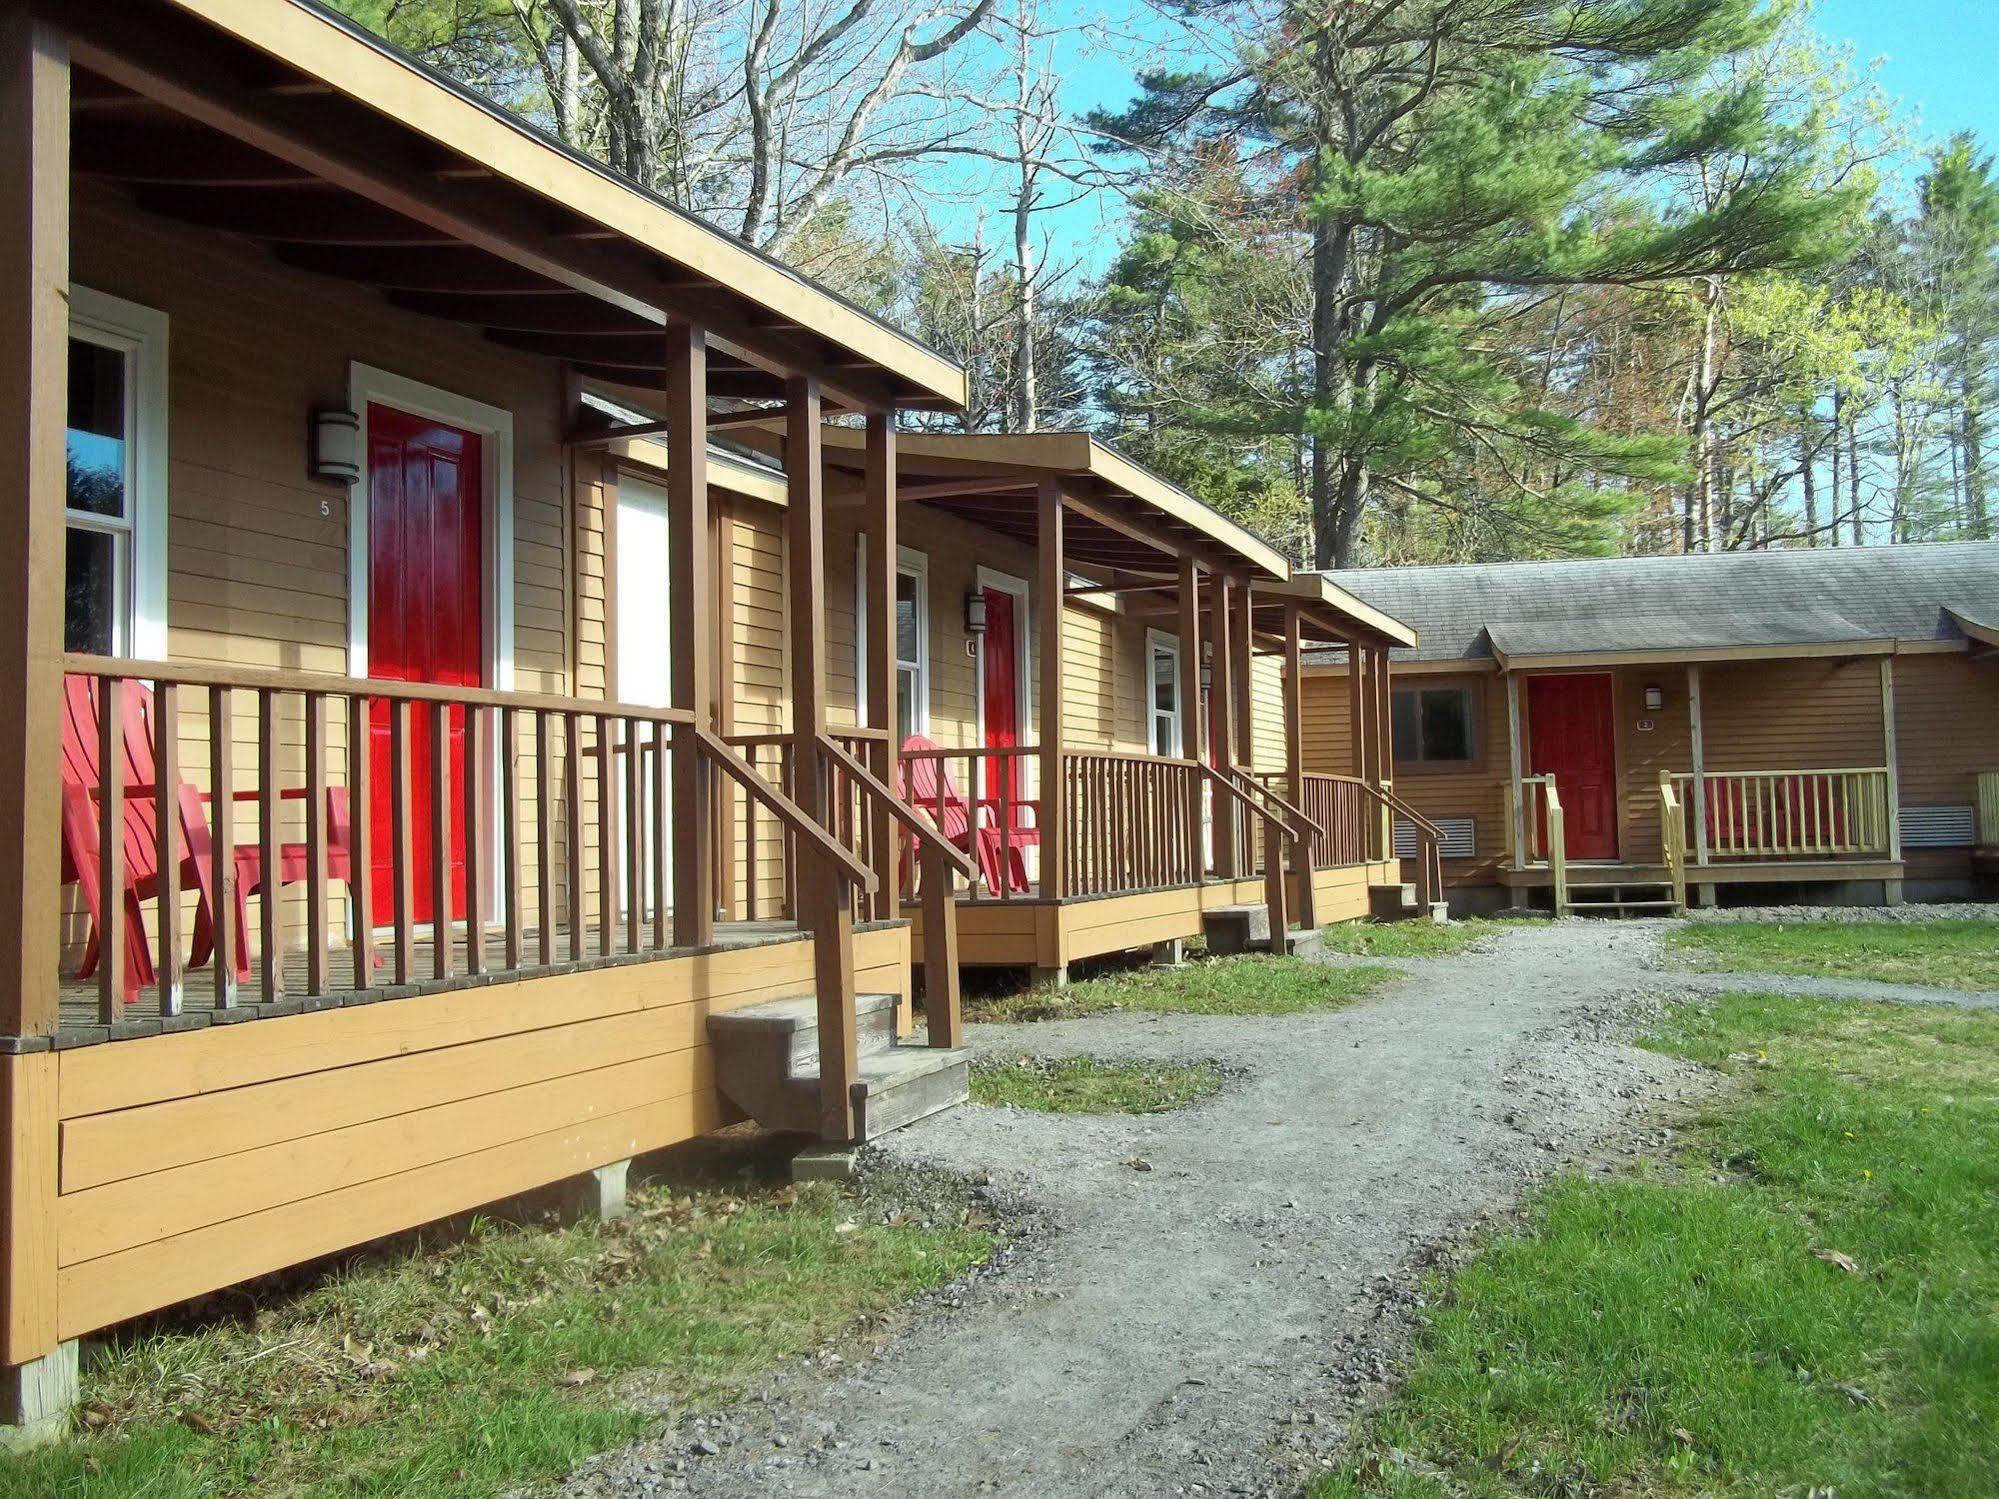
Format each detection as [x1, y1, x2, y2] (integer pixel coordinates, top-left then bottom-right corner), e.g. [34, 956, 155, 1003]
[1392, 686, 1475, 766]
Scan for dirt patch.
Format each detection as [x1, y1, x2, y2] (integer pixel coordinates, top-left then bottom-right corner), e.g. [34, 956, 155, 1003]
[558, 921, 1713, 1498]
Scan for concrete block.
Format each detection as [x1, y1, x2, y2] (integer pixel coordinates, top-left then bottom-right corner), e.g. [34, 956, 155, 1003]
[556, 1159, 630, 1223]
[790, 1143, 859, 1182]
[1202, 904, 1269, 956]
[1032, 964, 1070, 989]
[1149, 939, 1186, 968]
[0, 1341, 78, 1450]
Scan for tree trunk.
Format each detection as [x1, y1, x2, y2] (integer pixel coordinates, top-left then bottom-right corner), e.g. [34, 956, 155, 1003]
[1847, 409, 1864, 546]
[1964, 368, 1988, 538]
[1011, 171, 1036, 433]
[1800, 426, 1818, 545]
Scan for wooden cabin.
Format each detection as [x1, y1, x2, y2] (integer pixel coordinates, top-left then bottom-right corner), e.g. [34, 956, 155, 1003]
[705, 427, 1422, 980]
[1300, 544, 1999, 914]
[0, 0, 1417, 1436]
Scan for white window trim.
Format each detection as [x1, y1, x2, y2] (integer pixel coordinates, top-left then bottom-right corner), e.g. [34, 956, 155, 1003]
[855, 536, 930, 737]
[1145, 628, 1182, 757]
[345, 363, 515, 691]
[69, 286, 169, 660]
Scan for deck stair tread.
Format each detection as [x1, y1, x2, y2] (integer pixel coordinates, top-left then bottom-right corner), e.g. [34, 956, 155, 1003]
[709, 992, 968, 1142]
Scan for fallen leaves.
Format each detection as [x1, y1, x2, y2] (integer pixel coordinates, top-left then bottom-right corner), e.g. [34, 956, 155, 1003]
[557, 1368, 598, 1389]
[1812, 1248, 1862, 1275]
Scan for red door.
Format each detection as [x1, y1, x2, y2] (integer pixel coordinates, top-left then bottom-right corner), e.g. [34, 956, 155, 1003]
[1526, 673, 1619, 860]
[981, 587, 1021, 806]
[366, 403, 484, 923]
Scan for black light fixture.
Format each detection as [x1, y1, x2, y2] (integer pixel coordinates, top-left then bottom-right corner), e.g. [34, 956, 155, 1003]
[310, 406, 361, 484]
[963, 589, 988, 636]
[1200, 640, 1215, 688]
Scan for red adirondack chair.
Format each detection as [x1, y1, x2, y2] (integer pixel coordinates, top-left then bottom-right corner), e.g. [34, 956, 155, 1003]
[60, 675, 367, 1003]
[59, 675, 232, 1002]
[898, 735, 1040, 896]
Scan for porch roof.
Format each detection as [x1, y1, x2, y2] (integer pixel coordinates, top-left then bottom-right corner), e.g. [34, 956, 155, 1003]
[792, 428, 1293, 580]
[59, 0, 966, 412]
[1248, 574, 1418, 650]
[1304, 541, 1999, 667]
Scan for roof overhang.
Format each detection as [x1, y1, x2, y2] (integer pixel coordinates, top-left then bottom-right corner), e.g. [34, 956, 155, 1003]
[1947, 607, 1999, 660]
[1248, 573, 1417, 650]
[61, 0, 966, 412]
[1487, 637, 1899, 672]
[761, 427, 1293, 581]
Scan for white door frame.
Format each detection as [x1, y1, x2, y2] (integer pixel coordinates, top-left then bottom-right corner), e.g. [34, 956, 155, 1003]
[973, 565, 1032, 752]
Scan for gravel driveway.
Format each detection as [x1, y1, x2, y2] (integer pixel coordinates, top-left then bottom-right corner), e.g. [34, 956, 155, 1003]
[562, 919, 1758, 1498]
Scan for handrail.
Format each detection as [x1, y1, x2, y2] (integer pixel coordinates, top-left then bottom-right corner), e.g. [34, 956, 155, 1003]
[1228, 764, 1324, 841]
[817, 735, 977, 882]
[1657, 772, 1687, 913]
[63, 653, 694, 725]
[696, 729, 876, 892]
[1357, 778, 1444, 908]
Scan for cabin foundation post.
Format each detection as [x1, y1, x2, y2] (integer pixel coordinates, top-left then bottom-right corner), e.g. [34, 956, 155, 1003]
[1282, 602, 1316, 931]
[0, 1339, 76, 1450]
[1149, 939, 1186, 968]
[1694, 882, 1718, 909]
[863, 413, 898, 922]
[555, 1160, 630, 1224]
[1033, 964, 1069, 989]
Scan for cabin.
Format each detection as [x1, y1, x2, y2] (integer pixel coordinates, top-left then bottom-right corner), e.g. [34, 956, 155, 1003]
[1300, 543, 1999, 915]
[0, 0, 1419, 1440]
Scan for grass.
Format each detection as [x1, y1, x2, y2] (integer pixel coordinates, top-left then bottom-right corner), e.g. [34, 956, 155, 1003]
[970, 1055, 1225, 1114]
[1668, 918, 1999, 991]
[1318, 919, 1497, 960]
[0, 1174, 994, 1498]
[963, 953, 1397, 1024]
[1315, 991, 1999, 1498]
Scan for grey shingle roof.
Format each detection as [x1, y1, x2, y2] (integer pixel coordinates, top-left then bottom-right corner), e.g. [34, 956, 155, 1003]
[1305, 541, 1999, 664]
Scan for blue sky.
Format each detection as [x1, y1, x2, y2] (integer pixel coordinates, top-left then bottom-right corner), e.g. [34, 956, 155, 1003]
[1017, 0, 1999, 273]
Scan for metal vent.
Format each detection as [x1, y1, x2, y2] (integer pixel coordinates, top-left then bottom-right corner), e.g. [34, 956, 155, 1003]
[1900, 805, 1975, 850]
[1396, 816, 1475, 860]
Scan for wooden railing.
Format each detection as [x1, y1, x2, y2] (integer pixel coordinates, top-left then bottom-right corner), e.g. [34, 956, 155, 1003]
[59, 655, 707, 1026]
[724, 728, 897, 923]
[1065, 750, 1203, 897]
[1673, 768, 1893, 860]
[1657, 772, 1688, 913]
[1515, 773, 1567, 912]
[1356, 779, 1443, 910]
[1266, 773, 1381, 869]
[1980, 772, 1999, 849]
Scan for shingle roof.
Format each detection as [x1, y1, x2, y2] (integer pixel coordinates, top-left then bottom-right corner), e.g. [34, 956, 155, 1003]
[1304, 541, 1999, 665]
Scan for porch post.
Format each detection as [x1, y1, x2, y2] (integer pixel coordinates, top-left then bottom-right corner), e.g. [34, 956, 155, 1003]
[1687, 664, 1709, 867]
[1209, 572, 1238, 878]
[1347, 640, 1369, 783]
[1230, 579, 1254, 776]
[0, 5, 69, 1412]
[1283, 602, 1316, 929]
[1505, 671, 1525, 866]
[1177, 556, 1205, 874]
[0, 8, 63, 1040]
[1037, 478, 1065, 901]
[666, 321, 715, 947]
[1879, 656, 1902, 882]
[863, 412, 897, 922]
[786, 378, 857, 1140]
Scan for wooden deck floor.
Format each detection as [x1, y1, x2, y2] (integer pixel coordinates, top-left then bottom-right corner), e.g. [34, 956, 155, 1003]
[54, 919, 814, 1041]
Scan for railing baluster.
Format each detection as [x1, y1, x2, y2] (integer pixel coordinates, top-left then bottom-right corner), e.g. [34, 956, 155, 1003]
[303, 691, 329, 996]
[430, 702, 452, 979]
[501, 704, 523, 970]
[625, 715, 643, 954]
[595, 714, 615, 957]
[744, 742, 762, 921]
[391, 699, 415, 985]
[348, 694, 374, 991]
[97, 677, 125, 1026]
[153, 679, 182, 1016]
[563, 710, 585, 961]
[463, 703, 487, 976]
[652, 721, 670, 948]
[535, 708, 555, 967]
[258, 687, 283, 1003]
[210, 685, 237, 1009]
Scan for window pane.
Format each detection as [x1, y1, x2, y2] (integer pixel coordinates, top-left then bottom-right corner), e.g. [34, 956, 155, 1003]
[1152, 648, 1176, 715]
[1420, 689, 1472, 762]
[67, 338, 128, 519]
[1390, 691, 1419, 761]
[894, 574, 919, 666]
[896, 668, 917, 739]
[65, 527, 119, 655]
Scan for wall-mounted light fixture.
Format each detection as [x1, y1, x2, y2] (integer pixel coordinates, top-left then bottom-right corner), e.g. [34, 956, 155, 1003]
[1200, 639, 1215, 689]
[1643, 683, 1665, 711]
[310, 406, 361, 484]
[963, 589, 988, 636]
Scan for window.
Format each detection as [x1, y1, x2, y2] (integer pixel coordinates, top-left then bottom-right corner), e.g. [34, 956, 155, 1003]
[65, 289, 167, 658]
[1392, 685, 1475, 766]
[1146, 631, 1181, 756]
[894, 563, 927, 739]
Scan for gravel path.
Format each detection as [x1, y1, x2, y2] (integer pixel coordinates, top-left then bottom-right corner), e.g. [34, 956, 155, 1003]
[563, 920, 1728, 1499]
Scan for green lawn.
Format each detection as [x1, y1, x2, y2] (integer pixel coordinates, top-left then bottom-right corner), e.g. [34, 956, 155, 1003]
[970, 1055, 1225, 1113]
[964, 954, 1396, 1024]
[1316, 991, 1999, 1497]
[0, 1178, 992, 1498]
[1668, 918, 1999, 991]
[1319, 919, 1496, 960]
